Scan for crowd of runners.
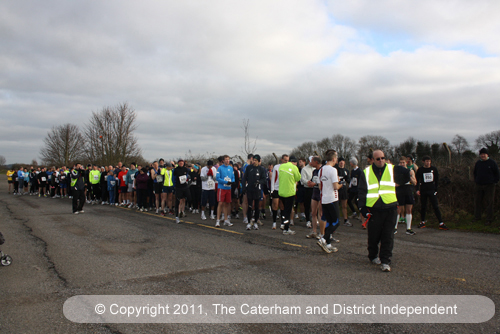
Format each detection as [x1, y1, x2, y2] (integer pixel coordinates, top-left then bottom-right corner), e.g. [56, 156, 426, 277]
[7, 150, 498, 270]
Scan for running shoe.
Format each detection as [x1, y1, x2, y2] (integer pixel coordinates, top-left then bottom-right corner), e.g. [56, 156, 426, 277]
[215, 220, 220, 227]
[306, 232, 318, 239]
[371, 257, 381, 265]
[406, 229, 416, 235]
[176, 217, 180, 224]
[381, 264, 391, 272]
[223, 220, 233, 227]
[343, 220, 353, 227]
[418, 221, 426, 228]
[210, 214, 216, 220]
[257, 220, 263, 226]
[317, 239, 332, 253]
[246, 223, 251, 230]
[253, 223, 259, 230]
[283, 230, 296, 235]
[306, 221, 312, 228]
[439, 223, 449, 230]
[280, 224, 285, 230]
[272, 223, 276, 230]
[201, 212, 207, 220]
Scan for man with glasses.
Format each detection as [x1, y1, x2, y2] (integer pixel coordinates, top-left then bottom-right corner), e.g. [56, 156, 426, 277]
[358, 150, 398, 272]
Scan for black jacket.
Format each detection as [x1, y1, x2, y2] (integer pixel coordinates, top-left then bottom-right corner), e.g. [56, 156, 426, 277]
[474, 158, 499, 185]
[242, 165, 267, 196]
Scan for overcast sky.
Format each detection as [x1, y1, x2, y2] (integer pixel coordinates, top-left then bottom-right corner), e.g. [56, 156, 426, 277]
[1, 0, 499, 164]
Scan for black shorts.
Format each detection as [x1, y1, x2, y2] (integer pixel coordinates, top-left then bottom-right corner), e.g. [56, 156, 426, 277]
[271, 190, 280, 199]
[312, 189, 320, 202]
[396, 186, 415, 205]
[8, 180, 12, 184]
[321, 202, 339, 225]
[396, 191, 415, 205]
[338, 186, 348, 200]
[162, 186, 174, 194]
[175, 187, 191, 200]
[153, 183, 162, 194]
[120, 186, 128, 194]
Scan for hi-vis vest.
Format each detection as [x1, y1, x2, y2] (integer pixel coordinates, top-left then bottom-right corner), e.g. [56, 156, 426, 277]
[161, 169, 173, 187]
[89, 170, 101, 185]
[364, 164, 397, 207]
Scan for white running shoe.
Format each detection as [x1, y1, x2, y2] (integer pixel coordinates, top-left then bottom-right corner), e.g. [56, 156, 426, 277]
[280, 224, 285, 230]
[210, 214, 215, 220]
[156, 208, 159, 214]
[79, 210, 84, 213]
[176, 217, 180, 224]
[306, 221, 312, 228]
[246, 223, 251, 230]
[253, 223, 259, 230]
[201, 212, 207, 220]
[381, 264, 391, 272]
[223, 220, 233, 227]
[283, 230, 296, 235]
[243, 217, 248, 224]
[272, 223, 276, 230]
[215, 220, 220, 227]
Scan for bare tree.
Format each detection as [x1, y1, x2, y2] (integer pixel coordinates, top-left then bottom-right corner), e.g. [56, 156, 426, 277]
[290, 141, 317, 159]
[0, 155, 6, 167]
[475, 129, 500, 157]
[40, 124, 85, 166]
[451, 134, 470, 155]
[84, 103, 143, 166]
[358, 135, 390, 165]
[241, 119, 257, 156]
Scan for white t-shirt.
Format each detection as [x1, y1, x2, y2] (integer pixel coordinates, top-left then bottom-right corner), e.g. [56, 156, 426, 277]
[319, 165, 339, 204]
[271, 164, 280, 192]
[201, 166, 217, 190]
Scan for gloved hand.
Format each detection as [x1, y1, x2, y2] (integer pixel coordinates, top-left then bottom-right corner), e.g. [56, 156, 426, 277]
[226, 181, 232, 186]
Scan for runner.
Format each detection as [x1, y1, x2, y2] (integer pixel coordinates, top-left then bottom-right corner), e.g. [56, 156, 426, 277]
[394, 157, 417, 235]
[117, 165, 128, 206]
[107, 169, 117, 206]
[215, 155, 235, 227]
[241, 154, 254, 224]
[348, 157, 361, 219]
[278, 155, 301, 235]
[6, 169, 14, 194]
[157, 162, 172, 214]
[126, 163, 137, 208]
[336, 157, 352, 227]
[173, 159, 191, 224]
[70, 163, 86, 214]
[242, 154, 266, 230]
[306, 156, 324, 239]
[89, 165, 101, 204]
[317, 150, 342, 253]
[38, 167, 48, 197]
[300, 156, 315, 228]
[200, 160, 217, 220]
[415, 156, 448, 230]
[271, 154, 288, 230]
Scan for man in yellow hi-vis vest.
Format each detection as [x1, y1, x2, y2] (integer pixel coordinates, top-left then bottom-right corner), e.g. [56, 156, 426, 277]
[358, 150, 398, 272]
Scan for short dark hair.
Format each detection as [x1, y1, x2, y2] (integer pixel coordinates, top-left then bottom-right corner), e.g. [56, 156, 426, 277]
[247, 154, 254, 159]
[324, 149, 337, 162]
[422, 155, 431, 162]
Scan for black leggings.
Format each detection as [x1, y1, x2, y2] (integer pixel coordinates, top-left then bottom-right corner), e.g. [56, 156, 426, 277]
[420, 190, 442, 222]
[281, 196, 295, 231]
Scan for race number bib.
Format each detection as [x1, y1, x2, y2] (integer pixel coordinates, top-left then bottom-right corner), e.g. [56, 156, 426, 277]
[122, 175, 126, 182]
[156, 175, 163, 182]
[41, 177, 46, 182]
[207, 179, 215, 189]
[334, 189, 339, 201]
[423, 172, 434, 183]
[93, 175, 99, 181]
[312, 176, 319, 184]
[104, 175, 108, 181]
[350, 178, 358, 187]
[110, 181, 115, 186]
[131, 174, 135, 180]
[179, 175, 187, 184]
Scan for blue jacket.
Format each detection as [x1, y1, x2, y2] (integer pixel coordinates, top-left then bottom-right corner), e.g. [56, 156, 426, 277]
[107, 175, 117, 191]
[216, 164, 235, 190]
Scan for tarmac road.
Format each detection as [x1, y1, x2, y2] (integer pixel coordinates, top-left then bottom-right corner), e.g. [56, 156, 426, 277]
[0, 178, 499, 333]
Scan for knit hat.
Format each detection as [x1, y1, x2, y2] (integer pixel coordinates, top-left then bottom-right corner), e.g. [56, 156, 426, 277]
[479, 148, 489, 155]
